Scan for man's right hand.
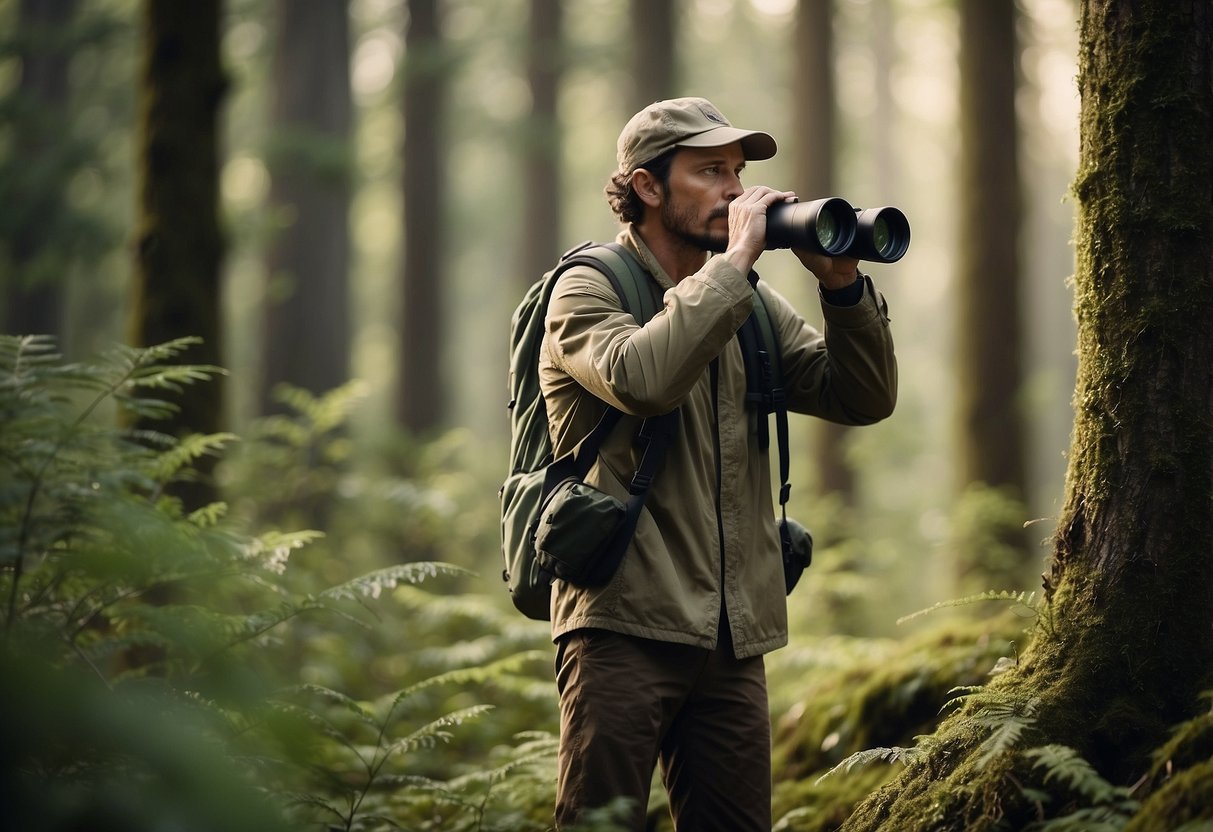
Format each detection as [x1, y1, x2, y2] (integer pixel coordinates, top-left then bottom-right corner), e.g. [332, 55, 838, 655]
[723, 186, 797, 275]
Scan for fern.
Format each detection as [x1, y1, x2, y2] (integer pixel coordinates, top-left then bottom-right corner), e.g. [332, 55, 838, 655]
[815, 745, 923, 784]
[897, 589, 1041, 626]
[1017, 745, 1140, 831]
[972, 695, 1041, 769]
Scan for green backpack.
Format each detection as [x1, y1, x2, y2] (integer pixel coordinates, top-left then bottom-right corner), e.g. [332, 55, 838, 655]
[499, 242, 807, 621]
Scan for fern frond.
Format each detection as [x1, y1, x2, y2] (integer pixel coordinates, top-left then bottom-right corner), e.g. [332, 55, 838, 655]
[318, 561, 468, 603]
[973, 696, 1041, 769]
[1023, 744, 1132, 806]
[897, 590, 1039, 626]
[241, 529, 324, 575]
[149, 432, 238, 482]
[386, 650, 549, 717]
[815, 745, 920, 784]
[287, 683, 377, 727]
[384, 704, 495, 758]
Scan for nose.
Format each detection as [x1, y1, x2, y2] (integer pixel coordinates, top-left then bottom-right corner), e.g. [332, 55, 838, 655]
[723, 170, 744, 200]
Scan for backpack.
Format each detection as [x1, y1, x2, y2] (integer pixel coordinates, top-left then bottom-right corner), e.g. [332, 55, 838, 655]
[500, 241, 803, 621]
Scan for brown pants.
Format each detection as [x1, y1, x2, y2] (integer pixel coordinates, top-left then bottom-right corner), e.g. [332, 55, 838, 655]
[554, 626, 772, 831]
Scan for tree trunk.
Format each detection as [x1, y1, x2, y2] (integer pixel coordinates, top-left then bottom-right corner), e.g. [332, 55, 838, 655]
[2, 0, 79, 340]
[792, 0, 855, 507]
[953, 0, 1029, 587]
[130, 0, 227, 491]
[629, 0, 677, 114]
[397, 0, 448, 434]
[840, 3, 1213, 829]
[260, 0, 353, 412]
[520, 0, 562, 292]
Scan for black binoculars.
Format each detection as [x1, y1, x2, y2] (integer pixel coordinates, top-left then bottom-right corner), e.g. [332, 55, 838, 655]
[766, 197, 910, 263]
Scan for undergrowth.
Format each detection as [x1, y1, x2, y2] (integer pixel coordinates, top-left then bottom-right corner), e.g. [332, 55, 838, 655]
[0, 335, 608, 832]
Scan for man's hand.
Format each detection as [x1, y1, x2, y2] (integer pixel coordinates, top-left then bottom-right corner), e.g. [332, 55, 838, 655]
[723, 186, 796, 276]
[792, 247, 861, 291]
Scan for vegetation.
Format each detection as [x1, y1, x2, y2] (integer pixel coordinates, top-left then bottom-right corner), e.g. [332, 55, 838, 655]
[3, 1, 1211, 830]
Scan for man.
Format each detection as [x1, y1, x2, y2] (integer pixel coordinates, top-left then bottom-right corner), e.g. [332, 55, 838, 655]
[539, 97, 898, 830]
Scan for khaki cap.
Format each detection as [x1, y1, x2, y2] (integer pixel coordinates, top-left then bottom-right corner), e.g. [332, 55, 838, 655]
[616, 97, 778, 175]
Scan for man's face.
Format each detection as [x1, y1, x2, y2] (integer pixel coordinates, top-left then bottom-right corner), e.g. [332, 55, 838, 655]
[658, 143, 747, 253]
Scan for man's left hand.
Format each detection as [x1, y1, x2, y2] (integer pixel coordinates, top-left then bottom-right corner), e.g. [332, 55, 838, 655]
[792, 247, 862, 291]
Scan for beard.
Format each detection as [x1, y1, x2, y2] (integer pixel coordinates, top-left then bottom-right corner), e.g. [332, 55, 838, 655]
[661, 194, 730, 253]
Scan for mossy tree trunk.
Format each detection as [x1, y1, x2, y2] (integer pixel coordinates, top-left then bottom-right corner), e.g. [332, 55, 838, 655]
[130, 0, 226, 506]
[840, 3, 1213, 830]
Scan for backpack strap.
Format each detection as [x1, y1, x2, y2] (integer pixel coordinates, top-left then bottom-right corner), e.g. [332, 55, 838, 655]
[537, 241, 677, 579]
[738, 282, 793, 547]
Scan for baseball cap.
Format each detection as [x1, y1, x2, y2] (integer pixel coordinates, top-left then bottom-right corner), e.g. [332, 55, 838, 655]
[616, 97, 778, 175]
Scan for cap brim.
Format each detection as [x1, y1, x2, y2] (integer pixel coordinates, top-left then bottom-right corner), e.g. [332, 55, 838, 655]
[676, 125, 778, 160]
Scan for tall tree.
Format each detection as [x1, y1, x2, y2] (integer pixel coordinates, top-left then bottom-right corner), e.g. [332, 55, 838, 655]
[129, 0, 226, 476]
[520, 0, 563, 291]
[397, 0, 448, 434]
[2, 0, 80, 340]
[260, 0, 353, 412]
[629, 0, 677, 114]
[792, 0, 856, 506]
[953, 0, 1029, 585]
[842, 3, 1213, 829]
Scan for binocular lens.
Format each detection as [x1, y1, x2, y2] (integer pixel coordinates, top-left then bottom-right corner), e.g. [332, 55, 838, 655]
[816, 210, 839, 250]
[852, 207, 910, 263]
[872, 217, 890, 256]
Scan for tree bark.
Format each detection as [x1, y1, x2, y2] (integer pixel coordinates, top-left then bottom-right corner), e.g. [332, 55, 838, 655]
[260, 0, 353, 412]
[840, 3, 1213, 829]
[397, 0, 448, 434]
[520, 0, 562, 292]
[130, 0, 227, 462]
[3, 0, 80, 340]
[954, 0, 1030, 585]
[629, 0, 677, 115]
[792, 0, 855, 507]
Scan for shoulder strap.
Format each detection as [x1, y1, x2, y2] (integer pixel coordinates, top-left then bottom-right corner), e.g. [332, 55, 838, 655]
[739, 282, 793, 538]
[558, 241, 660, 325]
[541, 241, 677, 542]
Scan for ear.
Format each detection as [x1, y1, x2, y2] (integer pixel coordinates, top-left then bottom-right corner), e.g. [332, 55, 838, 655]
[631, 169, 663, 208]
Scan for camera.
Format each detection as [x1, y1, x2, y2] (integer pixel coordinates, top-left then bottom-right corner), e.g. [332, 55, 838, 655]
[766, 197, 910, 263]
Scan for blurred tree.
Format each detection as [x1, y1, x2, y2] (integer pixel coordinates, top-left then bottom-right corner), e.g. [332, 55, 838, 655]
[397, 0, 448, 434]
[842, 3, 1213, 829]
[629, 0, 677, 114]
[129, 0, 227, 504]
[953, 0, 1029, 586]
[521, 0, 563, 290]
[793, 0, 856, 509]
[260, 0, 353, 413]
[2, 0, 79, 340]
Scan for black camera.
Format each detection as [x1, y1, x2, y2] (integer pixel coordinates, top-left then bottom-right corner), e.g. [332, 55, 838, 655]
[766, 197, 910, 263]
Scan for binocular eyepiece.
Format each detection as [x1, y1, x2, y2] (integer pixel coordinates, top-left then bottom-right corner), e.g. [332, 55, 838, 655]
[766, 197, 911, 263]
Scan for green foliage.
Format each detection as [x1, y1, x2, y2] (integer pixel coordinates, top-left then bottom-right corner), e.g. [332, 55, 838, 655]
[0, 336, 561, 830]
[897, 589, 1044, 629]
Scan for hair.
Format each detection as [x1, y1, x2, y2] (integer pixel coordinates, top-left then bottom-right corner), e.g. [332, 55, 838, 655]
[604, 147, 678, 224]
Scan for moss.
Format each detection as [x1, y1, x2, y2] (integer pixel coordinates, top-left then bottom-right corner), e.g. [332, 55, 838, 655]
[1124, 760, 1213, 832]
[768, 615, 1023, 829]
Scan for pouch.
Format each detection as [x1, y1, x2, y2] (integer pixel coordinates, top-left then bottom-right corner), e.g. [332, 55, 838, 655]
[780, 517, 814, 594]
[533, 477, 629, 586]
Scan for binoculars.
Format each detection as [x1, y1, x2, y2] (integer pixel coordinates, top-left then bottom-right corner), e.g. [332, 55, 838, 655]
[766, 197, 911, 263]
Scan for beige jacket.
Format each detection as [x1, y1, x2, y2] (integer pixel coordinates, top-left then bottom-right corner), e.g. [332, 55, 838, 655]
[539, 226, 897, 658]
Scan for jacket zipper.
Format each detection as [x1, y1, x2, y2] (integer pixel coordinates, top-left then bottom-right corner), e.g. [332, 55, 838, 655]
[710, 359, 726, 630]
